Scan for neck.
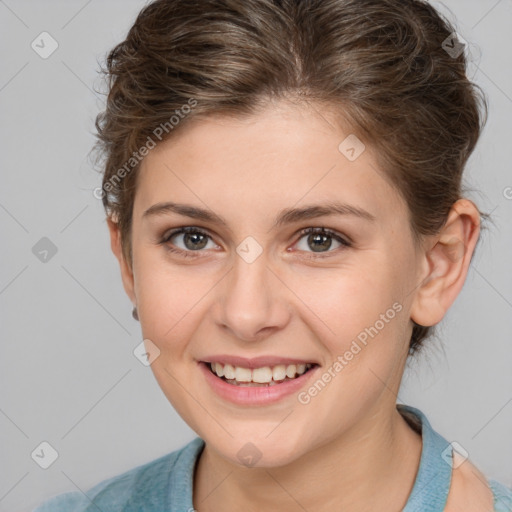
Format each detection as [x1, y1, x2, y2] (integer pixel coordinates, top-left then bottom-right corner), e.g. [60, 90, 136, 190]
[193, 402, 422, 512]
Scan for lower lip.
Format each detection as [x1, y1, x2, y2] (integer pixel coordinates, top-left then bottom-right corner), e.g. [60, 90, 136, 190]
[199, 361, 319, 406]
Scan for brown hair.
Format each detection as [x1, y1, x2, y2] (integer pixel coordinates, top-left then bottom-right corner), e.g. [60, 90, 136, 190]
[92, 0, 488, 355]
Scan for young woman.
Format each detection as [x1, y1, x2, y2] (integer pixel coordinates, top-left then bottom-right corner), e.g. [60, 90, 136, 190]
[35, 0, 512, 510]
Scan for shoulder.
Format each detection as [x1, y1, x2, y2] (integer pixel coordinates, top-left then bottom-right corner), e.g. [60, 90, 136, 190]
[488, 479, 512, 512]
[445, 452, 512, 512]
[32, 437, 204, 512]
[398, 404, 512, 511]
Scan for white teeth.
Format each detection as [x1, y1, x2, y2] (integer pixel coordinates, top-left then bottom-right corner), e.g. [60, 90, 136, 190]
[214, 362, 224, 377]
[223, 364, 235, 380]
[286, 365, 297, 378]
[209, 362, 313, 384]
[235, 366, 252, 382]
[252, 366, 273, 383]
[272, 364, 287, 381]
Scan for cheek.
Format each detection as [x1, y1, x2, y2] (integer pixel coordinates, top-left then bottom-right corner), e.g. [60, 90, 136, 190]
[289, 263, 408, 433]
[132, 258, 213, 426]
[290, 260, 404, 354]
[133, 254, 212, 353]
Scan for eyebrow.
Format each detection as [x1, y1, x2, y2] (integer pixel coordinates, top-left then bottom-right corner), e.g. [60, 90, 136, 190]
[142, 201, 376, 228]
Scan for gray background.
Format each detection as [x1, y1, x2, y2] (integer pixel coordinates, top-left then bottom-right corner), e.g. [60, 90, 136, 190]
[0, 1, 511, 510]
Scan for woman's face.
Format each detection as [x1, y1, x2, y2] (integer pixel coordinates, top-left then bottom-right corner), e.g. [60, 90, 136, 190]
[124, 100, 423, 467]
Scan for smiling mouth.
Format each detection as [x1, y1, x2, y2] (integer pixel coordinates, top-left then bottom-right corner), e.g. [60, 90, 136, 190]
[206, 361, 318, 387]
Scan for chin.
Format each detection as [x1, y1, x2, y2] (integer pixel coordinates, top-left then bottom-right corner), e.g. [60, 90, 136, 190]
[204, 430, 310, 470]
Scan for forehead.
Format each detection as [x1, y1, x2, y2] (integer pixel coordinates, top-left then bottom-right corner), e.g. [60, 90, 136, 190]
[134, 101, 406, 227]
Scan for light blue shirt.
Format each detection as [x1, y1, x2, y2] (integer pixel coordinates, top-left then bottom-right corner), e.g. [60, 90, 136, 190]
[33, 404, 512, 511]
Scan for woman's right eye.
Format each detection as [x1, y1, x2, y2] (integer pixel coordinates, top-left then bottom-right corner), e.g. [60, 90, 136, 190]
[160, 227, 218, 257]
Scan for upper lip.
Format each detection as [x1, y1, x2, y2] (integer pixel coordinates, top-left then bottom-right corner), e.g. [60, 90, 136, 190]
[201, 355, 319, 369]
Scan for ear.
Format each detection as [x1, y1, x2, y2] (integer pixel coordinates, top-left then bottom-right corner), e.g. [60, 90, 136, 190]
[410, 199, 481, 327]
[107, 217, 136, 305]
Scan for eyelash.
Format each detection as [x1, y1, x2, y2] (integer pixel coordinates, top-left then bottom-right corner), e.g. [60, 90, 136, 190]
[159, 226, 352, 260]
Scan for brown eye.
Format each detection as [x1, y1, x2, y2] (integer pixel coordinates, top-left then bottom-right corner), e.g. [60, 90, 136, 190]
[172, 230, 209, 250]
[160, 227, 218, 257]
[294, 227, 351, 256]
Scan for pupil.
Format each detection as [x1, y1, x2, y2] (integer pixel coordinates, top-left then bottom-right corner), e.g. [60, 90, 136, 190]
[308, 232, 331, 252]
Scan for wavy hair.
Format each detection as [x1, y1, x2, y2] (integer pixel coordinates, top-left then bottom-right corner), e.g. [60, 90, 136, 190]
[93, 0, 488, 355]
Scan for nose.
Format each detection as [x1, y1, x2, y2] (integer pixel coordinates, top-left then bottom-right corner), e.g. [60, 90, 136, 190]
[214, 249, 291, 342]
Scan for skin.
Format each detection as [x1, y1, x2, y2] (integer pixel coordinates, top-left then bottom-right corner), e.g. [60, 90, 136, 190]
[108, 99, 490, 511]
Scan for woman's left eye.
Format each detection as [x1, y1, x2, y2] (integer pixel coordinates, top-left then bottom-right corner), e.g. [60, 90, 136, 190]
[293, 227, 351, 257]
[159, 226, 351, 259]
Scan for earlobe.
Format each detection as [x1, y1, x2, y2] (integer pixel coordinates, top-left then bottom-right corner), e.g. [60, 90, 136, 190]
[409, 199, 480, 328]
[106, 217, 136, 305]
